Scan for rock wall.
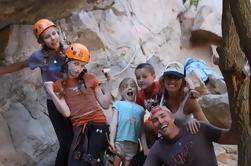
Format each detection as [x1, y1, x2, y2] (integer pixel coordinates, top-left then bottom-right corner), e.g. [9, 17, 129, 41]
[0, 0, 237, 165]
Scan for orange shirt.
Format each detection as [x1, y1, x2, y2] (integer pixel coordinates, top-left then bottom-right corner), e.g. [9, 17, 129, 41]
[53, 73, 106, 127]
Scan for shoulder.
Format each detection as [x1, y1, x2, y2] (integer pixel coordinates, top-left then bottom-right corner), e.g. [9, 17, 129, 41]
[113, 100, 123, 106]
[150, 139, 163, 152]
[84, 72, 98, 81]
[113, 100, 131, 107]
[28, 49, 44, 61]
[151, 81, 160, 94]
[198, 122, 223, 141]
[184, 97, 200, 111]
[136, 89, 145, 104]
[112, 100, 123, 110]
[154, 80, 160, 89]
[84, 72, 100, 88]
[30, 49, 44, 57]
[186, 96, 198, 104]
[149, 81, 161, 95]
[53, 79, 63, 92]
[137, 89, 145, 98]
[132, 102, 145, 111]
[84, 72, 97, 79]
[27, 49, 45, 69]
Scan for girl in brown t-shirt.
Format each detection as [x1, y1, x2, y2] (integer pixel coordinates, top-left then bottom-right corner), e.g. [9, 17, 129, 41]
[44, 43, 112, 166]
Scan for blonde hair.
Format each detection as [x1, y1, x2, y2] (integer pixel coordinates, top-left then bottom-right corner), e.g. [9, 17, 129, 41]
[118, 78, 138, 100]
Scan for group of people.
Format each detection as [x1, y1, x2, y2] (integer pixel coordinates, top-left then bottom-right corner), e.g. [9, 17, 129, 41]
[0, 18, 236, 166]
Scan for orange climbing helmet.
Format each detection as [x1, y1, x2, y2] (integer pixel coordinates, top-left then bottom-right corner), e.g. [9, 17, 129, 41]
[65, 43, 90, 63]
[33, 18, 56, 39]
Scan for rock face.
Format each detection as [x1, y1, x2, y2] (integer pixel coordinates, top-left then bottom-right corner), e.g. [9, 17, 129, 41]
[0, 0, 237, 165]
[198, 93, 231, 128]
[0, 0, 102, 29]
[215, 144, 237, 166]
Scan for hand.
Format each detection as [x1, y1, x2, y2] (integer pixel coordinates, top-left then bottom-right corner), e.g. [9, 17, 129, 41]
[189, 89, 200, 98]
[143, 147, 150, 156]
[44, 81, 54, 94]
[109, 141, 116, 153]
[186, 118, 200, 134]
[102, 68, 112, 81]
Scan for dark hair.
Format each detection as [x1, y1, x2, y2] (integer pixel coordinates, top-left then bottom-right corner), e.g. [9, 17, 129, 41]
[135, 63, 155, 75]
[118, 77, 138, 100]
[39, 28, 64, 67]
[41, 42, 65, 67]
[159, 75, 186, 103]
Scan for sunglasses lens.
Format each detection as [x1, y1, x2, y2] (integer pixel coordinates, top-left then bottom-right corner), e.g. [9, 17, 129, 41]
[165, 75, 181, 80]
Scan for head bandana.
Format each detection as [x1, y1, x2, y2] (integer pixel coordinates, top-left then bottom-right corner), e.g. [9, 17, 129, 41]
[150, 106, 171, 118]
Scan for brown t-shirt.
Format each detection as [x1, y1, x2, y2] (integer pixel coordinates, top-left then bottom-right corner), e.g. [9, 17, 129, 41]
[144, 122, 222, 166]
[53, 73, 106, 126]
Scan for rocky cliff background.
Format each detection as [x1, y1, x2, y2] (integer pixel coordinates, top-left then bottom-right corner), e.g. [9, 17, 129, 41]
[0, 0, 237, 165]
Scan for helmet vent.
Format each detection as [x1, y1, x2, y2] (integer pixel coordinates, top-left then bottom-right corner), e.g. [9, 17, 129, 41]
[38, 24, 44, 29]
[79, 52, 83, 57]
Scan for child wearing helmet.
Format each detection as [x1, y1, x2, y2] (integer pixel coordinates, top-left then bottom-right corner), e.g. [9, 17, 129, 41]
[0, 18, 73, 166]
[44, 43, 113, 166]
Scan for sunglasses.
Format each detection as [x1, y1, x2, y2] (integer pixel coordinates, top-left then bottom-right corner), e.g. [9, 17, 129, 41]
[164, 75, 182, 80]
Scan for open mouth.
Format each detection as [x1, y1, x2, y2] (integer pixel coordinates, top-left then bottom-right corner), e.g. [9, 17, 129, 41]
[160, 123, 169, 131]
[127, 92, 134, 96]
[168, 84, 176, 88]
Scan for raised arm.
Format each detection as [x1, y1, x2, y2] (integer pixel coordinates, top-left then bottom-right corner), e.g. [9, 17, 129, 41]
[0, 60, 28, 75]
[216, 125, 237, 144]
[185, 98, 208, 134]
[44, 81, 71, 117]
[186, 98, 208, 122]
[95, 71, 112, 109]
[200, 122, 237, 145]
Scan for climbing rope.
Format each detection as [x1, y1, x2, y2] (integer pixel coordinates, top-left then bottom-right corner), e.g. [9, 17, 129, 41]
[55, 20, 138, 81]
[95, 45, 138, 82]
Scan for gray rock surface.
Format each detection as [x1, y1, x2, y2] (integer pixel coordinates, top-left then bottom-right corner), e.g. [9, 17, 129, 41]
[0, 0, 237, 165]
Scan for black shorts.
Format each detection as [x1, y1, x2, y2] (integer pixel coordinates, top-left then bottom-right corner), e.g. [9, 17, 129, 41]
[86, 123, 109, 159]
[69, 123, 109, 166]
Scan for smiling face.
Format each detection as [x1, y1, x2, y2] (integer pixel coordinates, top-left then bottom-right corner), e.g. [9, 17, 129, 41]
[163, 74, 184, 93]
[135, 68, 155, 91]
[151, 106, 178, 138]
[40, 26, 60, 50]
[67, 60, 87, 78]
[119, 78, 138, 102]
